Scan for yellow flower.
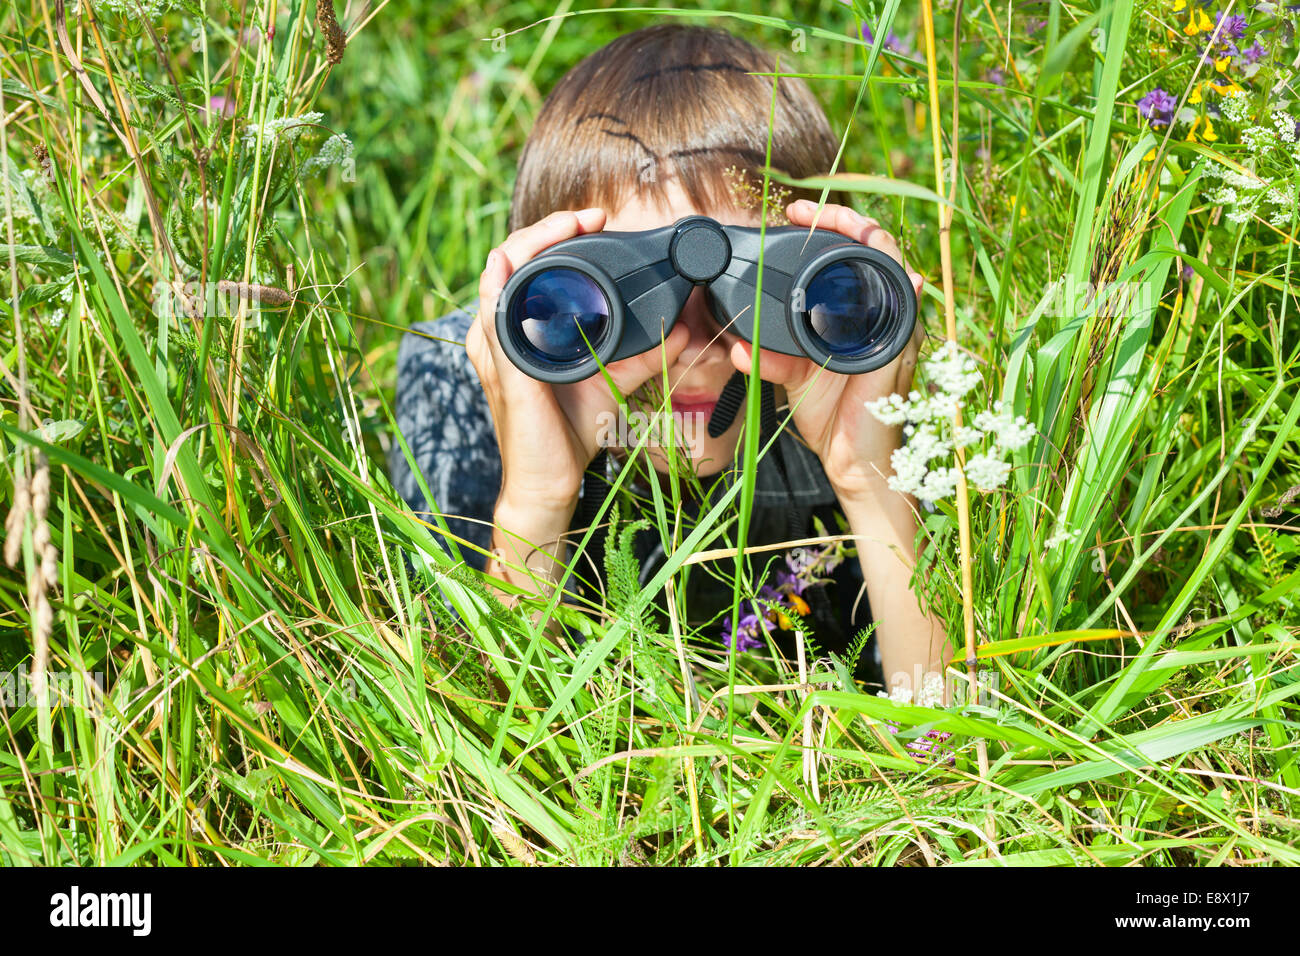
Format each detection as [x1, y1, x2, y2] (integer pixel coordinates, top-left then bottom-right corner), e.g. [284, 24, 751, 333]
[1210, 77, 1243, 94]
[1189, 83, 1203, 104]
[1185, 116, 1219, 143]
[1144, 146, 1158, 162]
[1172, 0, 1187, 9]
[1184, 8, 1213, 34]
[1215, 55, 1232, 72]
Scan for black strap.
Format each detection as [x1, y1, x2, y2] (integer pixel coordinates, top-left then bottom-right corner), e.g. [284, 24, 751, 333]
[707, 370, 749, 438]
[578, 450, 610, 601]
[757, 381, 804, 544]
[708, 371, 805, 545]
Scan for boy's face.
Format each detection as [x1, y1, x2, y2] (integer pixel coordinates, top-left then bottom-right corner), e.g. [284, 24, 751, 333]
[605, 177, 759, 477]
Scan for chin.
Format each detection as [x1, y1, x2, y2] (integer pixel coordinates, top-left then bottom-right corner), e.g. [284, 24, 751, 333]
[647, 435, 738, 478]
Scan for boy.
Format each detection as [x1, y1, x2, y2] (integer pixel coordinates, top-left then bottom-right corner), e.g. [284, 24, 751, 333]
[390, 23, 951, 695]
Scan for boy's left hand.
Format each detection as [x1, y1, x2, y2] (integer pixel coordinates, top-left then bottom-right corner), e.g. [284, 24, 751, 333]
[729, 198, 925, 505]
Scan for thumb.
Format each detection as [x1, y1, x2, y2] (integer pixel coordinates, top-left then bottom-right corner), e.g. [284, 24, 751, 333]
[729, 339, 816, 390]
[605, 321, 691, 396]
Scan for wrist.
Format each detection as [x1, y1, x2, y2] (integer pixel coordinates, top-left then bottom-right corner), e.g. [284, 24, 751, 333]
[834, 474, 921, 547]
[489, 496, 576, 595]
[497, 481, 580, 522]
[825, 463, 898, 511]
[494, 492, 577, 546]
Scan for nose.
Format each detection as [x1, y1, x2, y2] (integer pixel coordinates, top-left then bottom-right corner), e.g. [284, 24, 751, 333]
[675, 286, 733, 354]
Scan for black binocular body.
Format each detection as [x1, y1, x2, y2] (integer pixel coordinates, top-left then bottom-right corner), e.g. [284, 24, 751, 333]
[495, 215, 916, 384]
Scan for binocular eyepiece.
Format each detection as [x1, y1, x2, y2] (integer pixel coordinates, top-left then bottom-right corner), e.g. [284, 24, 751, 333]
[496, 215, 916, 384]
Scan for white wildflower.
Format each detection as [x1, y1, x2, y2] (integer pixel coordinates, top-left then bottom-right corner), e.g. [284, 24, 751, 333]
[964, 452, 1012, 492]
[93, 0, 179, 15]
[1273, 109, 1298, 144]
[863, 346, 1037, 505]
[927, 389, 963, 419]
[915, 671, 946, 708]
[878, 685, 914, 705]
[906, 423, 952, 463]
[302, 133, 355, 175]
[242, 111, 325, 146]
[863, 392, 909, 426]
[925, 340, 983, 397]
[1203, 185, 1239, 206]
[1240, 124, 1275, 154]
[887, 444, 929, 496]
[974, 405, 1037, 451]
[1218, 89, 1252, 125]
[1044, 527, 1081, 549]
[914, 466, 960, 504]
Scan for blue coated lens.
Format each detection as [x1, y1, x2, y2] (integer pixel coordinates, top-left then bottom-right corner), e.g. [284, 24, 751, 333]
[800, 260, 890, 357]
[510, 268, 611, 365]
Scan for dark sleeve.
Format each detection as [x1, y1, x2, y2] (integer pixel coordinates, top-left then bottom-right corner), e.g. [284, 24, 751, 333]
[387, 307, 501, 571]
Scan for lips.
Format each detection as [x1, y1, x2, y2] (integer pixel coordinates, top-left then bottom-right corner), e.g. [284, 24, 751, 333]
[671, 393, 718, 421]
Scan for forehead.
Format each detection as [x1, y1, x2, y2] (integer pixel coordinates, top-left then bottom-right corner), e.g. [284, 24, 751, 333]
[605, 175, 763, 231]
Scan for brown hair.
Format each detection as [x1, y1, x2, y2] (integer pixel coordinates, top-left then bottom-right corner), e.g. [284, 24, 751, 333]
[508, 23, 849, 231]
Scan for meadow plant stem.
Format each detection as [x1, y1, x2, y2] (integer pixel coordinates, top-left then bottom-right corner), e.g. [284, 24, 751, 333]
[666, 577, 704, 858]
[922, 0, 994, 848]
[920, 0, 974, 669]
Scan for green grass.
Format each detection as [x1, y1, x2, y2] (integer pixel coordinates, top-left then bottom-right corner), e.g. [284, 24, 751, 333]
[0, 0, 1297, 865]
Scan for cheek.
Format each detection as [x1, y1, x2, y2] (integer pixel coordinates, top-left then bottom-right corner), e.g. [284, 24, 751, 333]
[646, 422, 742, 476]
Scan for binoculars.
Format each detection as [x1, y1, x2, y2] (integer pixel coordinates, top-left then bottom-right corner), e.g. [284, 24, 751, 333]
[495, 215, 916, 384]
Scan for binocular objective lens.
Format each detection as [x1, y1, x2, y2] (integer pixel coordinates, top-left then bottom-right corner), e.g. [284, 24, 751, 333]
[800, 260, 890, 357]
[511, 267, 611, 364]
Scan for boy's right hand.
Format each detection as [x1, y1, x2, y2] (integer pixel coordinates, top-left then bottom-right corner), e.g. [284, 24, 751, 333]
[466, 207, 690, 521]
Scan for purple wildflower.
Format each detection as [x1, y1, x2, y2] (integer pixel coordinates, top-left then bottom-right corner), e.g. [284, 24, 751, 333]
[721, 600, 771, 653]
[1242, 39, 1269, 63]
[1216, 12, 1249, 39]
[782, 546, 840, 591]
[1200, 36, 1241, 64]
[906, 730, 956, 765]
[1137, 87, 1178, 128]
[1180, 264, 1195, 281]
[1026, 17, 1048, 35]
[983, 66, 1008, 86]
[777, 567, 808, 596]
[861, 24, 909, 54]
[880, 723, 957, 766]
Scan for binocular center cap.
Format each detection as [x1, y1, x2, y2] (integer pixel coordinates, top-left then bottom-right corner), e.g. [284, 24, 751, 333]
[670, 220, 730, 282]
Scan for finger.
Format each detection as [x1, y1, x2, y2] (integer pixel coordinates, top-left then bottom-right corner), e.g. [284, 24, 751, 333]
[786, 198, 874, 241]
[729, 339, 817, 390]
[470, 278, 540, 396]
[603, 321, 691, 396]
[895, 336, 920, 396]
[477, 246, 514, 348]
[496, 207, 606, 275]
[786, 198, 879, 241]
[863, 231, 904, 273]
[465, 314, 487, 374]
[893, 320, 926, 396]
